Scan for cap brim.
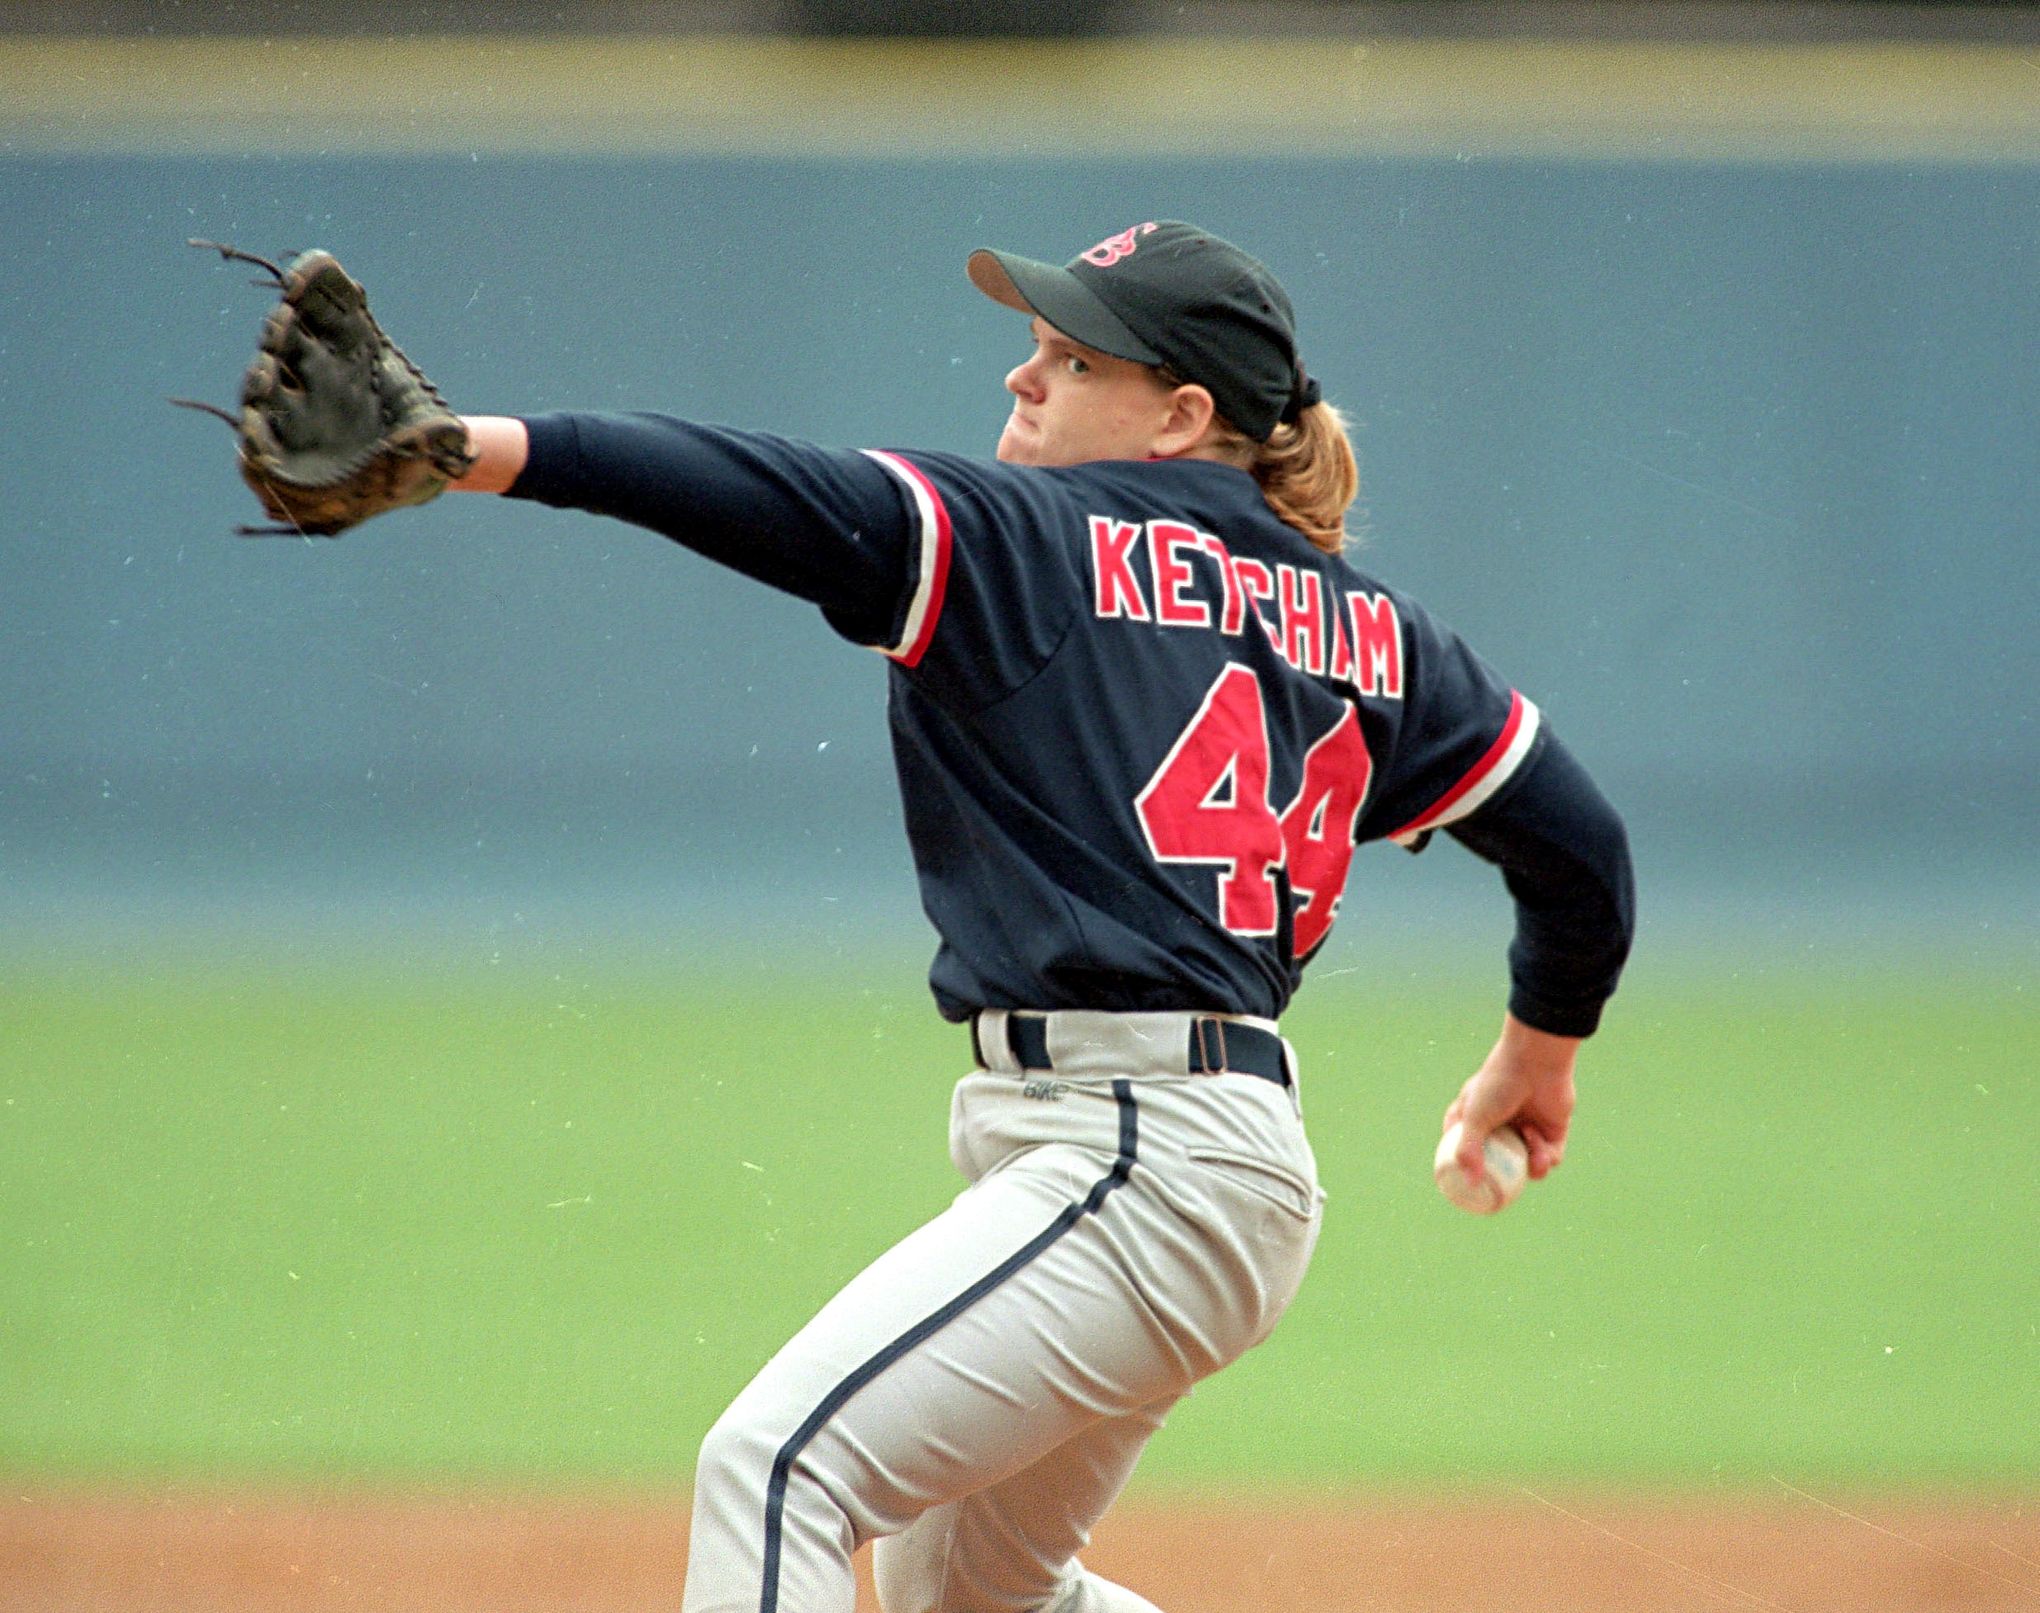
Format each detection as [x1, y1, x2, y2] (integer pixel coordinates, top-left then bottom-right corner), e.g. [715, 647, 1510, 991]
[966, 248, 1163, 366]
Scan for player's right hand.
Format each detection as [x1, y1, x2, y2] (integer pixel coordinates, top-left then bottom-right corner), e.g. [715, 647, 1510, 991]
[1442, 1012, 1580, 1183]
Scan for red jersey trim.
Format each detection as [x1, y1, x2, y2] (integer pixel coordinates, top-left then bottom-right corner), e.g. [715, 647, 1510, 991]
[863, 450, 953, 669]
[1388, 690, 1542, 847]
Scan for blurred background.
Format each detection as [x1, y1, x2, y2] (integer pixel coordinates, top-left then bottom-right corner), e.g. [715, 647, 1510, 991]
[2, 0, 2036, 1552]
[4, 2, 2036, 960]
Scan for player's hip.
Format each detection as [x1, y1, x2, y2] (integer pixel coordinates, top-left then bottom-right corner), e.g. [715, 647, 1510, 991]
[951, 1006, 1321, 1223]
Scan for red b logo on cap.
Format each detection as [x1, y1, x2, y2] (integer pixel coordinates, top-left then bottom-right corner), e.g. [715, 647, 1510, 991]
[1081, 222, 1158, 268]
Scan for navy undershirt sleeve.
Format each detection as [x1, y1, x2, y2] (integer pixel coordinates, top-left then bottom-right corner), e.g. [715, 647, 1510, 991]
[505, 411, 914, 647]
[1447, 727, 1635, 1037]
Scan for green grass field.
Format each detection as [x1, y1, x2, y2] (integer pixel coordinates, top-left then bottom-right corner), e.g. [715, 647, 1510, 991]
[2, 947, 2032, 1493]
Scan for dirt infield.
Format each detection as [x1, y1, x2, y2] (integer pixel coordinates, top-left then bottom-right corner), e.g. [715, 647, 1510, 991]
[3, 1488, 2036, 1612]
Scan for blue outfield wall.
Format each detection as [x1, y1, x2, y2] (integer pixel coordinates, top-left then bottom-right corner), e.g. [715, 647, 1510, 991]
[3, 152, 2036, 954]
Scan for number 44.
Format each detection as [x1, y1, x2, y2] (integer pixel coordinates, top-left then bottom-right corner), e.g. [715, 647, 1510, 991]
[1134, 664, 1372, 958]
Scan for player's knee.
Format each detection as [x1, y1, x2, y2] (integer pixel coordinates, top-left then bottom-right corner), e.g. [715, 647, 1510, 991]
[692, 1400, 782, 1506]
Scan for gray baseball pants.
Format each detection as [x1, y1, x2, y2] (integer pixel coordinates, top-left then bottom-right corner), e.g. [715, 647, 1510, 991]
[681, 1009, 1324, 1613]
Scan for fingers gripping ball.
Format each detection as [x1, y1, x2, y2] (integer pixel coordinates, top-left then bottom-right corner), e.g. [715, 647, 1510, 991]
[1433, 1121, 1529, 1215]
[183, 241, 474, 537]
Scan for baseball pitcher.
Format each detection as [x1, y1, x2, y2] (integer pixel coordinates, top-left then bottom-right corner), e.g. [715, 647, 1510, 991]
[188, 221, 1634, 1613]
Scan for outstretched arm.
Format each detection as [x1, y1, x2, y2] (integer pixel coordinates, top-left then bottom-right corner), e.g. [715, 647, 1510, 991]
[452, 415, 529, 494]
[434, 410, 925, 648]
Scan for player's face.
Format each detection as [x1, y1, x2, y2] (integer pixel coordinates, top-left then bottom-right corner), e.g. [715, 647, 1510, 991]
[997, 319, 1182, 466]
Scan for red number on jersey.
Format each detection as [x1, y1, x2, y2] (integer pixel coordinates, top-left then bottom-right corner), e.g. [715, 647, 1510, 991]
[1134, 664, 1283, 936]
[1278, 706, 1371, 957]
[1136, 664, 1372, 956]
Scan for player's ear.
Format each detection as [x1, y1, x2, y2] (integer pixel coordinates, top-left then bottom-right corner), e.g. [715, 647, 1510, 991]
[1153, 381, 1218, 458]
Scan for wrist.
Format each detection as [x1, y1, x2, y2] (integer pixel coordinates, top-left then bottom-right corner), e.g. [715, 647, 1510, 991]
[452, 415, 530, 494]
[1493, 1011, 1582, 1079]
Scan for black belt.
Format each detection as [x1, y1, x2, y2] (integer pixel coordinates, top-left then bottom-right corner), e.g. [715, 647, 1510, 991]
[973, 1013, 1290, 1089]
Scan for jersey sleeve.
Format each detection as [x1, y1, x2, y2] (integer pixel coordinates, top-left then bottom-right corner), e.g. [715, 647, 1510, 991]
[839, 448, 1088, 712]
[506, 412, 921, 649]
[505, 415, 1080, 705]
[1356, 592, 1545, 848]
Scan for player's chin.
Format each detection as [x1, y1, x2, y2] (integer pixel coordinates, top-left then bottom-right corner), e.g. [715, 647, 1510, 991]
[996, 417, 1042, 465]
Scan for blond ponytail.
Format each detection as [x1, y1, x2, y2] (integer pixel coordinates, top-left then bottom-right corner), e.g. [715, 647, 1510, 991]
[1250, 402, 1360, 555]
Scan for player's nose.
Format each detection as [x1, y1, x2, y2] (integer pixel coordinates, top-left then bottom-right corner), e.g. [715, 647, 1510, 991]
[1005, 356, 1045, 402]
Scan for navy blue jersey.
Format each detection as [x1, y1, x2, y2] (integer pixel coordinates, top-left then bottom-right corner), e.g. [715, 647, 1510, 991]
[510, 413, 1630, 1030]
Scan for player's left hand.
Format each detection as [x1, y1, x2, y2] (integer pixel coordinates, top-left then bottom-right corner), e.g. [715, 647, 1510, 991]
[175, 240, 475, 537]
[1442, 1013, 1579, 1184]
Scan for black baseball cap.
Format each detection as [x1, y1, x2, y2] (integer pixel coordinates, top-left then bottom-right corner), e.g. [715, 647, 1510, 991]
[967, 220, 1319, 443]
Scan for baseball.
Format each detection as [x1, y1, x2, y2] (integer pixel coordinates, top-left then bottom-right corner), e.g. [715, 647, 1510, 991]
[1433, 1121, 1529, 1214]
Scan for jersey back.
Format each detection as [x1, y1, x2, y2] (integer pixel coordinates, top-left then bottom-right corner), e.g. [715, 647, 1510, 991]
[504, 414, 1541, 1024]
[863, 452, 1540, 1022]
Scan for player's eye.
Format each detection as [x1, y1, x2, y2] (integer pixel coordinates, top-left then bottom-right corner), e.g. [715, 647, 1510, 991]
[1064, 355, 1090, 376]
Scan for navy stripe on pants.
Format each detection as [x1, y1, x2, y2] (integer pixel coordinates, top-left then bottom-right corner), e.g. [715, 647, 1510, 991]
[757, 1079, 1140, 1613]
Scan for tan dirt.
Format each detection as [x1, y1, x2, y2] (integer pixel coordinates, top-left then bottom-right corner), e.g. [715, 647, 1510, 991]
[2, 1487, 2035, 1613]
